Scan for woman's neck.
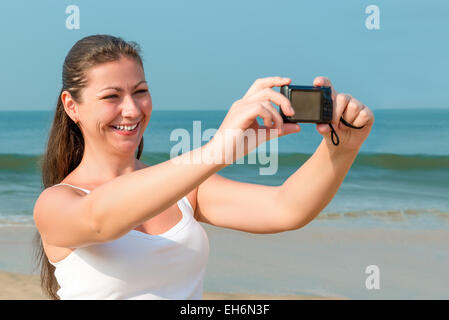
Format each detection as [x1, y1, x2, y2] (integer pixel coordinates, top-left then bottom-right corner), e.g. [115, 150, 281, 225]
[67, 148, 143, 188]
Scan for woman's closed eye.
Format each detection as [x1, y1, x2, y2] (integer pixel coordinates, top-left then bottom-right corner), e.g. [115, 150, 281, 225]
[102, 94, 119, 100]
[101, 89, 147, 100]
[134, 89, 148, 95]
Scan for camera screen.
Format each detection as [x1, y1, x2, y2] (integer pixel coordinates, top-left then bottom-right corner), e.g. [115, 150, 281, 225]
[290, 90, 321, 120]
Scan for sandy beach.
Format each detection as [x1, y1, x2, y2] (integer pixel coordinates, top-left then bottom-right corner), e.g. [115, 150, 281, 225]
[0, 226, 331, 300]
[0, 271, 333, 300]
[1, 224, 448, 299]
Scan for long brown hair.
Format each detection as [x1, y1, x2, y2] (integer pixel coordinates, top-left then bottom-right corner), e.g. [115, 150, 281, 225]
[33, 35, 145, 299]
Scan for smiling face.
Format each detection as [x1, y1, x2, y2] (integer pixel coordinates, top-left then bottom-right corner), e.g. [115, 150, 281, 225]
[64, 55, 152, 156]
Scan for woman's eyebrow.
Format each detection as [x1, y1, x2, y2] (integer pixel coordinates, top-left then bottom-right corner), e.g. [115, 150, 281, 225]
[133, 80, 147, 88]
[98, 80, 147, 93]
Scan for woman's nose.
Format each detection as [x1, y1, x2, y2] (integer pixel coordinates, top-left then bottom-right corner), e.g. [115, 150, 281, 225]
[121, 95, 142, 118]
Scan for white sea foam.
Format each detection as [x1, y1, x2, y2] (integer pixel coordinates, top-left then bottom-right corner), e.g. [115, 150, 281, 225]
[0, 214, 35, 227]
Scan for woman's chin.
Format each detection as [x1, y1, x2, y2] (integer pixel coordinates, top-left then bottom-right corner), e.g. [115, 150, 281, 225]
[112, 142, 141, 155]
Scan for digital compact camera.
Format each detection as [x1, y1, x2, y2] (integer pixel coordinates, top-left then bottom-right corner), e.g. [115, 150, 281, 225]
[279, 85, 333, 124]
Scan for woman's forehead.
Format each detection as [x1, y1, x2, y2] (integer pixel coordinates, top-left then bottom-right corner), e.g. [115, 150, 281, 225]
[85, 56, 145, 91]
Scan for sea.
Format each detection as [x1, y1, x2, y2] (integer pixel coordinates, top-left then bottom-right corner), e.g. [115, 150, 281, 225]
[1, 108, 449, 299]
[0, 109, 448, 230]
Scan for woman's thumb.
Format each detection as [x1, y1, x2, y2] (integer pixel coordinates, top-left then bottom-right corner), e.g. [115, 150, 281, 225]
[279, 123, 301, 137]
[316, 123, 331, 136]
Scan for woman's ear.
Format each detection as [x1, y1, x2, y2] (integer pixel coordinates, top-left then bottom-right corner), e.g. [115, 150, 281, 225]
[61, 90, 79, 124]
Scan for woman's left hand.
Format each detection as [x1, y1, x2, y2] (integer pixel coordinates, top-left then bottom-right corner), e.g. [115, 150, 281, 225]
[314, 76, 375, 152]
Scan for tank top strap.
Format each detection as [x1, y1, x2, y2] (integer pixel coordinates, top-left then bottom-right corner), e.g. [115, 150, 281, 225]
[52, 183, 91, 194]
[178, 196, 194, 216]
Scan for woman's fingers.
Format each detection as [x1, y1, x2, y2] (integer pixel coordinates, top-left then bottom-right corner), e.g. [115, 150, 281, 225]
[242, 102, 274, 129]
[248, 102, 300, 139]
[313, 76, 337, 99]
[245, 87, 294, 117]
[261, 102, 301, 137]
[313, 76, 340, 127]
[260, 101, 284, 132]
[243, 77, 291, 99]
[341, 98, 364, 126]
[334, 93, 352, 127]
[352, 106, 374, 128]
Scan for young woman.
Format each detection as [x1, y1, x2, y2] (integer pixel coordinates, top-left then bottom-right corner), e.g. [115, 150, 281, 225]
[33, 34, 374, 300]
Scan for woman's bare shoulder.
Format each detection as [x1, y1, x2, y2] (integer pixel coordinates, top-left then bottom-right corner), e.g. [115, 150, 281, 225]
[38, 182, 85, 201]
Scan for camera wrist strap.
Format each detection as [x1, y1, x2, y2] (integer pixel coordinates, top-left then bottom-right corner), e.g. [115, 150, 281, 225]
[329, 117, 365, 146]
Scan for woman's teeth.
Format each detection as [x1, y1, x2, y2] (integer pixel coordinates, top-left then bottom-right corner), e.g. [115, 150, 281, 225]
[113, 123, 138, 131]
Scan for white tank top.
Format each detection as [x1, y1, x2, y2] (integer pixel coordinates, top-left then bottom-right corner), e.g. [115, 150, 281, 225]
[47, 183, 210, 300]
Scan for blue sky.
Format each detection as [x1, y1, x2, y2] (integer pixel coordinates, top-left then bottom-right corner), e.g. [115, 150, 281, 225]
[0, 0, 448, 111]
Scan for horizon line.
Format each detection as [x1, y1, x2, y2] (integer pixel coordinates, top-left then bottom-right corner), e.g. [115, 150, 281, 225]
[1, 107, 449, 112]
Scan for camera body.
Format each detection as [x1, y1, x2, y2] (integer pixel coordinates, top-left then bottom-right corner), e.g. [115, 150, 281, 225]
[279, 85, 333, 123]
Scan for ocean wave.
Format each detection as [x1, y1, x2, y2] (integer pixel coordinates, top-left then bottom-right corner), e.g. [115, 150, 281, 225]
[1, 152, 448, 173]
[0, 154, 43, 173]
[276, 153, 449, 170]
[0, 215, 35, 227]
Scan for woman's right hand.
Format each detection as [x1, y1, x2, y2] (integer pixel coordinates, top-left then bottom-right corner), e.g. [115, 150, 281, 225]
[208, 77, 301, 164]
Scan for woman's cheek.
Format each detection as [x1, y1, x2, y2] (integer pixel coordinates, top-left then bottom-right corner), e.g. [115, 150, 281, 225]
[143, 96, 152, 114]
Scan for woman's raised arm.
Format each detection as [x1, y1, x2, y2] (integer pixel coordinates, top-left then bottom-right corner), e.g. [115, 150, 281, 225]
[194, 77, 374, 233]
[278, 76, 375, 228]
